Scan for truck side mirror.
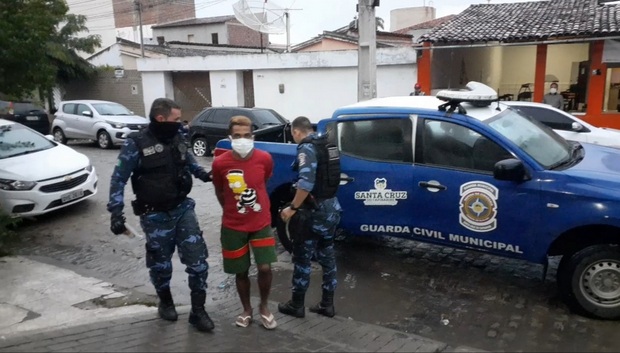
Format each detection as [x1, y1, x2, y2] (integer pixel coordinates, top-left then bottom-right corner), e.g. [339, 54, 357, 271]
[82, 111, 93, 117]
[494, 158, 527, 182]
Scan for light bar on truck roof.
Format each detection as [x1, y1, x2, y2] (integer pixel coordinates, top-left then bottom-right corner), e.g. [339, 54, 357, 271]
[436, 81, 498, 106]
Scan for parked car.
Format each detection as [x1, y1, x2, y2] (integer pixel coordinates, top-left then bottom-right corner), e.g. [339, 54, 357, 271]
[504, 101, 620, 148]
[0, 119, 98, 217]
[188, 107, 288, 156]
[216, 82, 620, 320]
[0, 100, 50, 135]
[51, 100, 149, 149]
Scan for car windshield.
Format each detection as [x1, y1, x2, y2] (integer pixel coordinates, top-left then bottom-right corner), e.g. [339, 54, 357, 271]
[0, 124, 55, 159]
[486, 108, 571, 168]
[253, 110, 285, 126]
[92, 103, 132, 116]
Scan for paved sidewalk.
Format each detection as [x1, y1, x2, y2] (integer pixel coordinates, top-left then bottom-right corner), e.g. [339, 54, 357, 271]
[0, 297, 479, 353]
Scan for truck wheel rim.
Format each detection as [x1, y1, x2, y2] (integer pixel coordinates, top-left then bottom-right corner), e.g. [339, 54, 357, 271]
[193, 141, 206, 156]
[580, 260, 620, 306]
[54, 130, 63, 141]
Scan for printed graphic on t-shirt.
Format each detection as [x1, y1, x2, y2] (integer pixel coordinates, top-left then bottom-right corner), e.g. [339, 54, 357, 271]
[226, 169, 262, 214]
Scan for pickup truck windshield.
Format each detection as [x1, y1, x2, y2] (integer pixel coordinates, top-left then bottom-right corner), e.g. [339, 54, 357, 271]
[487, 108, 571, 168]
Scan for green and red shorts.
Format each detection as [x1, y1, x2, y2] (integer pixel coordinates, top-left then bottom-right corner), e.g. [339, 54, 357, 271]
[220, 225, 278, 274]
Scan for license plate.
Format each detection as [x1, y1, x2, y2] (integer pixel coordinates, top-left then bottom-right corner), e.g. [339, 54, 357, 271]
[26, 116, 39, 121]
[61, 189, 84, 203]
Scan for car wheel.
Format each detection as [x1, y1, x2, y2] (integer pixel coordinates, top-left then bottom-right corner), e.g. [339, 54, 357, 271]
[192, 137, 210, 157]
[53, 128, 67, 144]
[557, 244, 620, 319]
[97, 130, 113, 149]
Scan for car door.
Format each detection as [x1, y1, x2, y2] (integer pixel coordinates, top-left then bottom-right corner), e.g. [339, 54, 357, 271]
[408, 117, 544, 260]
[513, 105, 590, 143]
[73, 103, 96, 138]
[59, 103, 80, 138]
[334, 116, 416, 235]
[205, 109, 232, 147]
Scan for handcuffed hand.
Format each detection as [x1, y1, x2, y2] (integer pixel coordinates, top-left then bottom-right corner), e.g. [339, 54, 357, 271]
[110, 213, 127, 235]
[198, 170, 212, 183]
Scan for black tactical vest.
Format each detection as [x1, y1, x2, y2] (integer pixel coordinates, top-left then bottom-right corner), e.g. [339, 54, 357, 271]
[299, 135, 340, 199]
[129, 129, 192, 211]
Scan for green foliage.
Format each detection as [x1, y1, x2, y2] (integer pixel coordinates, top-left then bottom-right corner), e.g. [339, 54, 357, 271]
[0, 212, 21, 257]
[0, 0, 102, 99]
[48, 13, 101, 83]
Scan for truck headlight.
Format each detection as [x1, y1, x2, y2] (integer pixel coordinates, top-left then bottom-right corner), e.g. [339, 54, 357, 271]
[0, 179, 37, 190]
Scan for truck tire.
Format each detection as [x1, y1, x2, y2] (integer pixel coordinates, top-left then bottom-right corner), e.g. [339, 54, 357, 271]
[275, 214, 294, 254]
[557, 244, 620, 319]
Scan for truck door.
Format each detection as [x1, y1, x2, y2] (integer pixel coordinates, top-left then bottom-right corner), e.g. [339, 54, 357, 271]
[410, 117, 543, 260]
[335, 116, 416, 236]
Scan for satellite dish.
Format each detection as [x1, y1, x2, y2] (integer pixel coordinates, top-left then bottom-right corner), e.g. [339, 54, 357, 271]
[232, 0, 287, 34]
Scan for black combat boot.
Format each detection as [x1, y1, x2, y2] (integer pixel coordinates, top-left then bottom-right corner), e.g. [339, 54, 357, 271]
[278, 292, 305, 318]
[156, 288, 178, 321]
[188, 291, 215, 332]
[309, 289, 335, 318]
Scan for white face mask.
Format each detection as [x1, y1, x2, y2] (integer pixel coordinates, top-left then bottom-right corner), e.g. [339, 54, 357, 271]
[550, 88, 558, 94]
[230, 137, 254, 158]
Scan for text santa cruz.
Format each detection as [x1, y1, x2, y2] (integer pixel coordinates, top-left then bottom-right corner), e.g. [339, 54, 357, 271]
[360, 224, 523, 254]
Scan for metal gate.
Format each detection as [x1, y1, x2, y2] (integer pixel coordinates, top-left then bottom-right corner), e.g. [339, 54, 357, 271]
[172, 72, 212, 121]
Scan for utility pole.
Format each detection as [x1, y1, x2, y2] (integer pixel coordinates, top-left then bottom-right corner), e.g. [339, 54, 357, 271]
[357, 0, 378, 101]
[285, 10, 290, 53]
[134, 0, 145, 58]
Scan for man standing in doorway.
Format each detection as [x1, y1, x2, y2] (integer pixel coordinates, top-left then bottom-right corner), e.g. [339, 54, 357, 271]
[212, 115, 278, 330]
[543, 82, 564, 109]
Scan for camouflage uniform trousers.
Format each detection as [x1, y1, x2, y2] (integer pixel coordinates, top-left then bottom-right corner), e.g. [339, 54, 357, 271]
[140, 198, 209, 293]
[291, 206, 341, 294]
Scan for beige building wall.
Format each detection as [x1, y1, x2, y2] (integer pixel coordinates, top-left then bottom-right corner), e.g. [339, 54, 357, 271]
[299, 39, 358, 52]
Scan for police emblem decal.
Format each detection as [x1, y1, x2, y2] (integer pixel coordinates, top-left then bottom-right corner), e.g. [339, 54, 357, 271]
[459, 181, 499, 232]
[154, 144, 164, 153]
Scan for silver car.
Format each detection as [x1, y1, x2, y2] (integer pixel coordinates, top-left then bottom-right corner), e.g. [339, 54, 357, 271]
[51, 100, 149, 149]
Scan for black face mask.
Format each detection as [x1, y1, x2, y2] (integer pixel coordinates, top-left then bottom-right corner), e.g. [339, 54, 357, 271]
[150, 121, 180, 141]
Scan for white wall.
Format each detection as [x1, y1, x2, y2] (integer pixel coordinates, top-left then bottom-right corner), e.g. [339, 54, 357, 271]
[210, 71, 244, 107]
[141, 72, 174, 116]
[152, 23, 227, 44]
[88, 44, 123, 67]
[253, 64, 415, 121]
[116, 25, 154, 44]
[137, 47, 417, 122]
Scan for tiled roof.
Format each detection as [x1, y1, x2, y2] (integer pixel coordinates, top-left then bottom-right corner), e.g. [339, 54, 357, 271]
[421, 0, 620, 44]
[393, 15, 457, 33]
[152, 15, 237, 29]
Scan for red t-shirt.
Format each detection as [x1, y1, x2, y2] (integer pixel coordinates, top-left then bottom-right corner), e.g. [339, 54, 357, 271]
[212, 149, 273, 232]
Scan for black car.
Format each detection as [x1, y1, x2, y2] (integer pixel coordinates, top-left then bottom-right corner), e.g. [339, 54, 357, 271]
[188, 107, 288, 156]
[0, 100, 50, 135]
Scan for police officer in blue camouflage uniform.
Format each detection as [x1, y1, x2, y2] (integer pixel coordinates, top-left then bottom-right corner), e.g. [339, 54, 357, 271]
[278, 116, 342, 318]
[107, 98, 215, 332]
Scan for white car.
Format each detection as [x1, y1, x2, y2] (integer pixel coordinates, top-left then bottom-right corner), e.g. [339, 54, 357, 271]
[0, 119, 98, 217]
[51, 100, 149, 149]
[504, 101, 620, 148]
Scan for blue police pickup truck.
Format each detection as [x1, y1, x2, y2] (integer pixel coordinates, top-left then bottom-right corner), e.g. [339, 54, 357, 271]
[215, 82, 620, 320]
